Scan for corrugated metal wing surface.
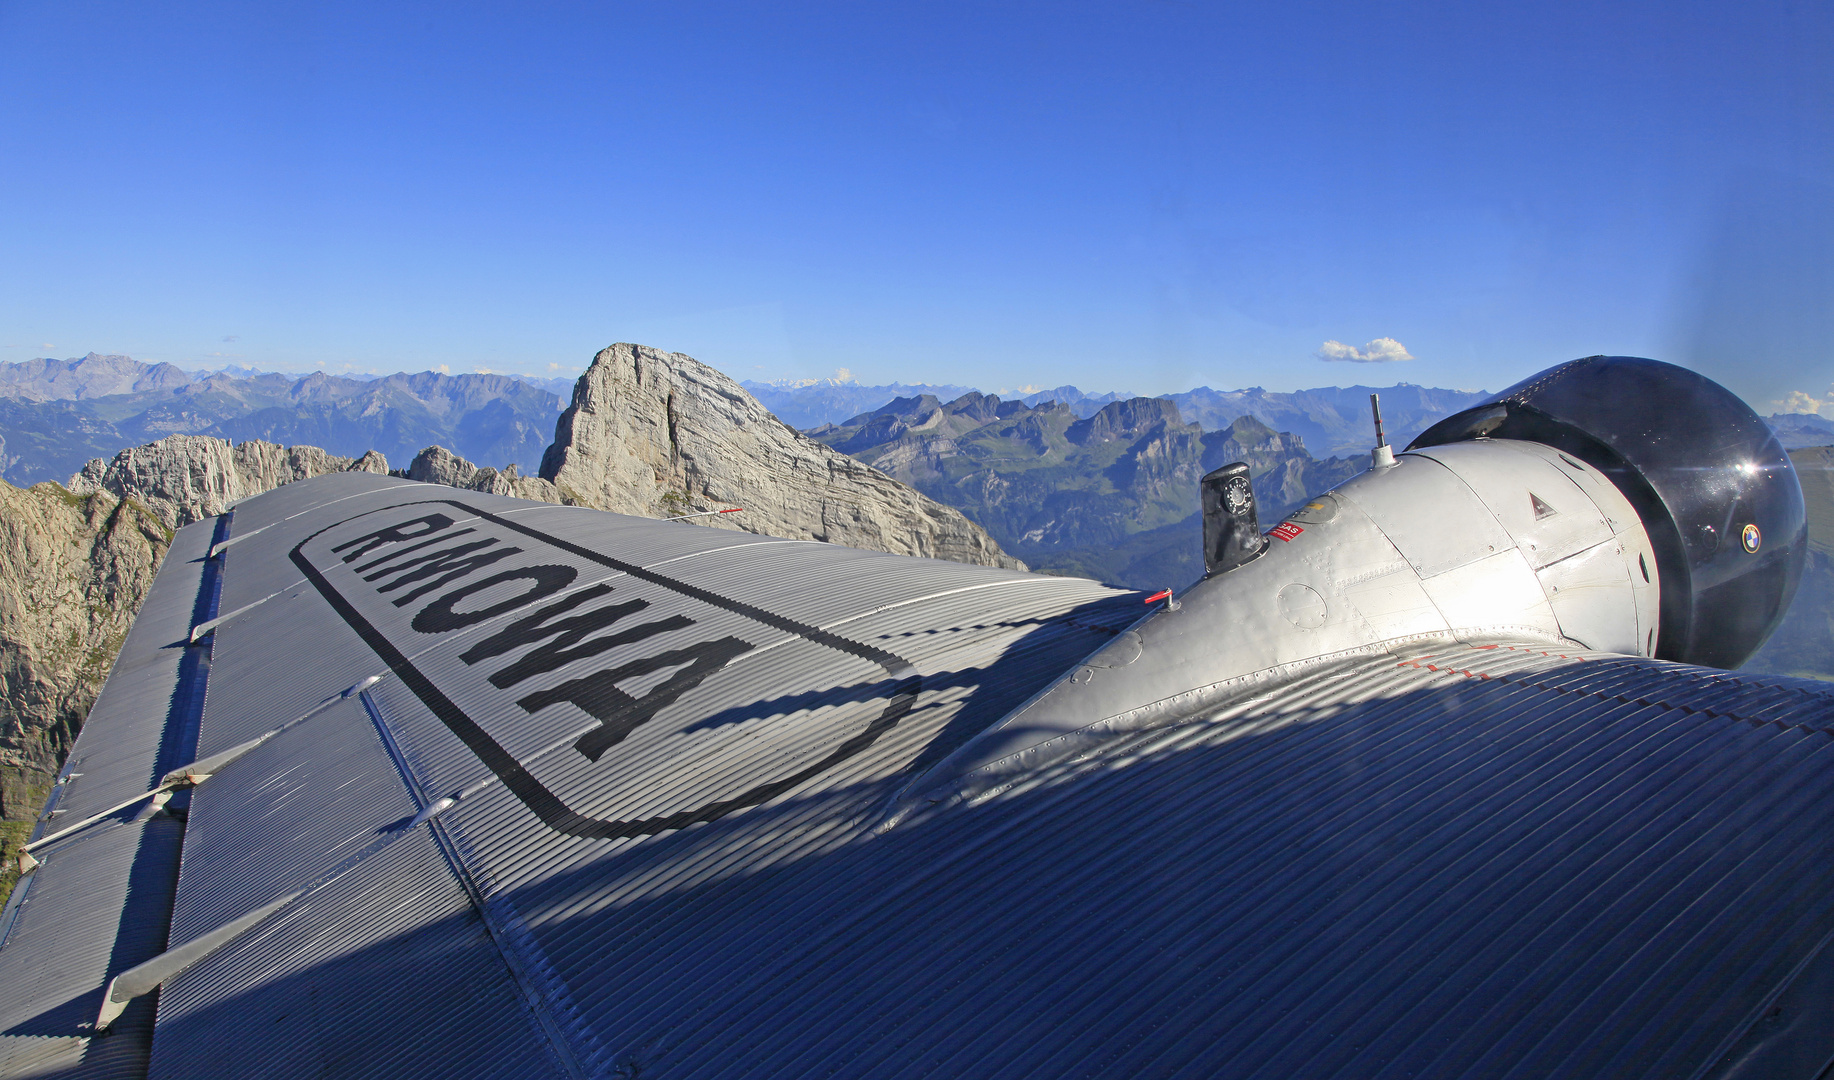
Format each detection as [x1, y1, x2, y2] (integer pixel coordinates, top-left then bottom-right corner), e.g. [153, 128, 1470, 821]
[49, 520, 218, 820]
[148, 482, 572, 1080]
[29, 471, 1834, 1080]
[163, 695, 419, 942]
[0, 518, 219, 1079]
[147, 474, 1138, 1080]
[557, 642, 1834, 1080]
[0, 818, 181, 1080]
[150, 822, 564, 1080]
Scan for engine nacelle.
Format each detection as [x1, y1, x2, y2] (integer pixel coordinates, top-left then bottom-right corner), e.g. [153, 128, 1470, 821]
[897, 358, 1805, 809]
[1411, 356, 1806, 669]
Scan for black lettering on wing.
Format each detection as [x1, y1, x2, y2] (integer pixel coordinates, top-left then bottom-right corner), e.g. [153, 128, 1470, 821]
[514, 636, 754, 761]
[331, 513, 455, 562]
[352, 529, 477, 574]
[366, 538, 522, 607]
[411, 564, 579, 634]
[460, 585, 695, 689]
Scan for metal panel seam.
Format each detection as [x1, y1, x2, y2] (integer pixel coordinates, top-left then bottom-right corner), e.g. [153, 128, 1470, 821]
[358, 690, 595, 1080]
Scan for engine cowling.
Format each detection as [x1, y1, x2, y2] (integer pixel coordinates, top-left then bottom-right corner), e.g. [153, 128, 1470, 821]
[1410, 356, 1806, 669]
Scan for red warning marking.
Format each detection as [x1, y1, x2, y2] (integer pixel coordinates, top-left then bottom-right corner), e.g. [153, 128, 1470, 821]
[1144, 589, 1174, 605]
[1268, 522, 1304, 542]
[719, 508, 744, 514]
[1397, 656, 1491, 680]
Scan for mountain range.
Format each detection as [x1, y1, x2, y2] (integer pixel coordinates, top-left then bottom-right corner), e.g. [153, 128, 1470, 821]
[744, 377, 1490, 456]
[12, 353, 1827, 485]
[739, 378, 982, 429]
[809, 391, 1362, 588]
[738, 378, 1148, 430]
[1768, 411, 1834, 450]
[0, 354, 566, 485]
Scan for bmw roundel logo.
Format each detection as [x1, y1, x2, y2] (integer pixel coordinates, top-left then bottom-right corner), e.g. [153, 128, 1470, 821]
[1742, 523, 1762, 554]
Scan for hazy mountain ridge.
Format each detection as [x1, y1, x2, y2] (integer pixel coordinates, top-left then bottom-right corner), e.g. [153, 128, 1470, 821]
[1161, 383, 1493, 457]
[740, 378, 979, 429]
[760, 373, 1832, 458]
[1767, 412, 1834, 450]
[811, 391, 1361, 587]
[0, 353, 193, 400]
[760, 377, 1490, 457]
[1015, 385, 1138, 417]
[0, 354, 566, 485]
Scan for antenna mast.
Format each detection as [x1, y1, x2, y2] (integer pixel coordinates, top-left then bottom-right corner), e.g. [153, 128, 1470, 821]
[1370, 393, 1396, 469]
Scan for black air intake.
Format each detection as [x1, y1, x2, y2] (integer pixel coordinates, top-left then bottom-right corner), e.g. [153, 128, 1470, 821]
[1411, 356, 1806, 669]
[1200, 462, 1267, 576]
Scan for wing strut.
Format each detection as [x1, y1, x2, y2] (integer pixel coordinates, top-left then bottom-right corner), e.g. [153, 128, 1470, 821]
[18, 675, 384, 871]
[92, 764, 463, 1033]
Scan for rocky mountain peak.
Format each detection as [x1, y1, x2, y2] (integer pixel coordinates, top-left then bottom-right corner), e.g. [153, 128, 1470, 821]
[68, 434, 391, 529]
[941, 391, 1004, 425]
[539, 343, 1023, 569]
[1066, 397, 1189, 446]
[1216, 413, 1285, 451]
[409, 445, 564, 503]
[0, 353, 191, 403]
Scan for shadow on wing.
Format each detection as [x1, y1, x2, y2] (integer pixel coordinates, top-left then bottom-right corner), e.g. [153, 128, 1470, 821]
[123, 657, 1834, 1080]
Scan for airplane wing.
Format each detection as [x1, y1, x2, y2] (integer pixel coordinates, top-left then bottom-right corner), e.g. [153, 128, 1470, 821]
[4, 357, 1833, 1080]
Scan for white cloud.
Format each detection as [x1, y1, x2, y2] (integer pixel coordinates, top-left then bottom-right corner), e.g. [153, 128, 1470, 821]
[548, 362, 561, 371]
[41, 343, 52, 349]
[1775, 386, 1834, 417]
[1317, 337, 1414, 363]
[833, 367, 853, 384]
[436, 363, 451, 374]
[476, 367, 495, 375]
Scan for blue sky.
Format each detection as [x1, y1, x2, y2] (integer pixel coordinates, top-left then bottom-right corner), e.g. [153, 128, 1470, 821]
[2, 1, 1831, 408]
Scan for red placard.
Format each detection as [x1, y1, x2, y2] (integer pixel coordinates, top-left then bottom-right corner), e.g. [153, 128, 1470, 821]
[1268, 522, 1304, 542]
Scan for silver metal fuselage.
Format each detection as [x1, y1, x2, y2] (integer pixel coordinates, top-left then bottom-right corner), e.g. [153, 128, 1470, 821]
[901, 437, 1660, 807]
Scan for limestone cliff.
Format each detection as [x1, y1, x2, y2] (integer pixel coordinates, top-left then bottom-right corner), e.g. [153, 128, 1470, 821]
[408, 446, 566, 504]
[540, 343, 1023, 569]
[69, 434, 391, 529]
[0, 481, 171, 890]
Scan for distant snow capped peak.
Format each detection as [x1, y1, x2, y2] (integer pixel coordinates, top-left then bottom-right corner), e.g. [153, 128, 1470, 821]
[753, 367, 859, 390]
